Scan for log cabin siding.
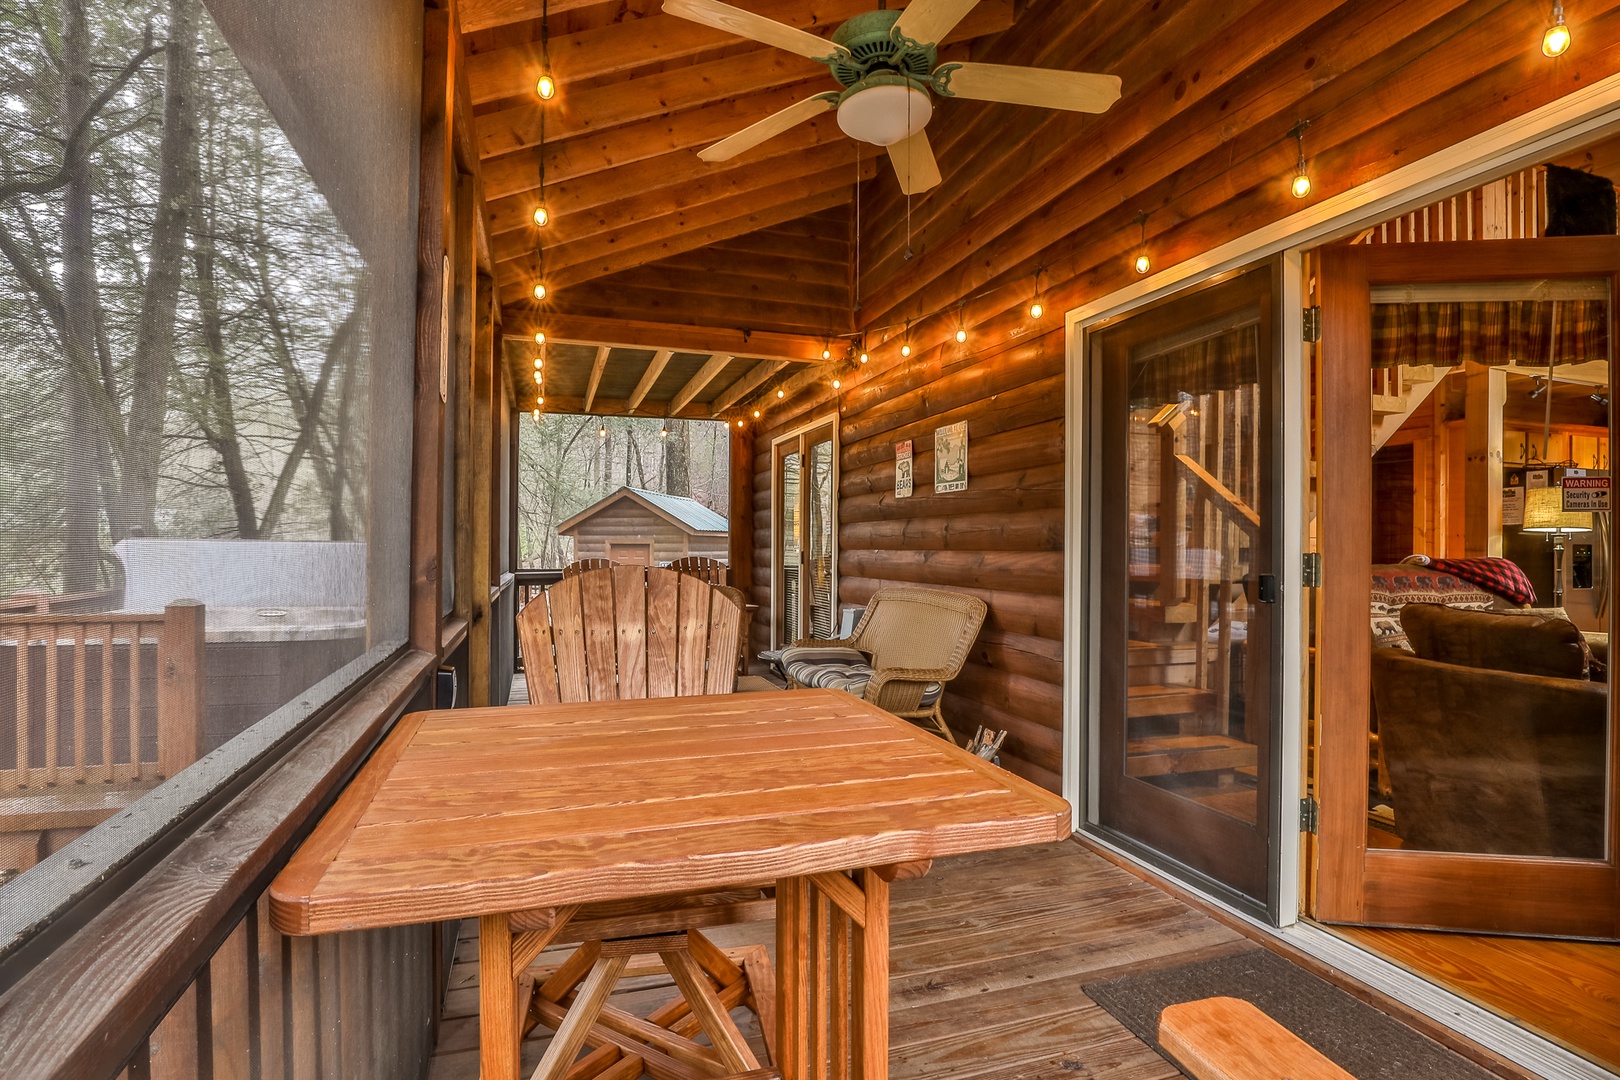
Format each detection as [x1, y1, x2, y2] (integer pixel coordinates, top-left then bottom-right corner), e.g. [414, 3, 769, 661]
[736, 0, 1620, 795]
[751, 331, 1066, 791]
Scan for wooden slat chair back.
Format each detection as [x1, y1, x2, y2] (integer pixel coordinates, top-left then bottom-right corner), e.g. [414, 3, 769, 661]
[519, 566, 740, 704]
[561, 557, 614, 578]
[666, 555, 729, 585]
[511, 567, 769, 1079]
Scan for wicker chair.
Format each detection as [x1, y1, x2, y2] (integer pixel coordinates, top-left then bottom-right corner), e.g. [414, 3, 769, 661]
[786, 586, 987, 743]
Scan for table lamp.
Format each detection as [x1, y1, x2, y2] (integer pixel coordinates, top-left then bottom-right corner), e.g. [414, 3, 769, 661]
[1522, 485, 1593, 608]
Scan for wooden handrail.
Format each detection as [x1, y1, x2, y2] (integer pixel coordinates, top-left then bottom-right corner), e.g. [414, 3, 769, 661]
[0, 648, 433, 1080]
[1174, 452, 1261, 530]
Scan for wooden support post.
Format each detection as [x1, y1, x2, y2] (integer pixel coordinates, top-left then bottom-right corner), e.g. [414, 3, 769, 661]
[157, 600, 205, 779]
[852, 869, 888, 1080]
[411, 9, 454, 656]
[1463, 363, 1505, 557]
[479, 912, 519, 1080]
[730, 424, 754, 628]
[470, 270, 496, 707]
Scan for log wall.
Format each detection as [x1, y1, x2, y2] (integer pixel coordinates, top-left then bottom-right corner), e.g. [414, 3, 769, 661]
[738, 0, 1620, 793]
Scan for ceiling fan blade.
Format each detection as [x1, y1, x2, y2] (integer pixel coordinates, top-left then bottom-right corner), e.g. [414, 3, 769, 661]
[892, 0, 981, 47]
[886, 130, 942, 196]
[699, 95, 839, 162]
[662, 0, 849, 61]
[937, 62, 1121, 113]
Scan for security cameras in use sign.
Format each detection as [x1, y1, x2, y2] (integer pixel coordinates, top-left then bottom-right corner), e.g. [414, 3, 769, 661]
[1562, 470, 1611, 513]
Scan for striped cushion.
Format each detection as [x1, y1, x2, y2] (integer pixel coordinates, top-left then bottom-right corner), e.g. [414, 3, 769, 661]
[780, 645, 943, 707]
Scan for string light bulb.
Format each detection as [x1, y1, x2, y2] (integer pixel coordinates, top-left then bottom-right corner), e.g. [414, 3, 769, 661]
[1030, 267, 1045, 320]
[821, 341, 833, 361]
[537, 71, 556, 99]
[1288, 119, 1312, 199]
[659, 419, 669, 439]
[777, 388, 785, 399]
[1132, 211, 1151, 275]
[900, 320, 912, 357]
[832, 378, 841, 389]
[736, 419, 744, 428]
[534, 331, 545, 345]
[956, 328, 968, 343]
[537, 396, 544, 405]
[859, 351, 869, 364]
[533, 371, 543, 383]
[532, 408, 540, 422]
[1029, 300, 1044, 319]
[533, 282, 548, 301]
[533, 357, 543, 369]
[955, 304, 969, 344]
[532, 202, 550, 226]
[753, 409, 761, 419]
[536, 0, 558, 98]
[1543, 2, 1571, 56]
[598, 420, 607, 438]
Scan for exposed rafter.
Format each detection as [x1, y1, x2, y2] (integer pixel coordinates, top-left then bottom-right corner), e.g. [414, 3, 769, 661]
[582, 345, 611, 413]
[669, 353, 735, 415]
[711, 359, 790, 415]
[626, 349, 675, 413]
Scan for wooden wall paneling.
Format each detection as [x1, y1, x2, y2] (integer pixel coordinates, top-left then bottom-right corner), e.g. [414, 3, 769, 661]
[147, 981, 202, 1080]
[412, 8, 453, 655]
[463, 0, 1015, 105]
[481, 79, 832, 199]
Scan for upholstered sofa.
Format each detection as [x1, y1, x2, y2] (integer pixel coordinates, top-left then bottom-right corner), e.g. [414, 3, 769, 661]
[1370, 604, 1605, 859]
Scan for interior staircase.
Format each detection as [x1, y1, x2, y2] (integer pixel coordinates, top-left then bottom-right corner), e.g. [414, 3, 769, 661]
[1372, 364, 1454, 452]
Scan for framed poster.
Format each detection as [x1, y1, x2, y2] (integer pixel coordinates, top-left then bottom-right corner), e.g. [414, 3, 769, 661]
[895, 439, 914, 498]
[935, 421, 968, 493]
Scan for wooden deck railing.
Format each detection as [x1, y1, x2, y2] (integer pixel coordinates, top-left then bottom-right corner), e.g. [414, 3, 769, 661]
[1, 603, 206, 794]
[512, 568, 564, 673]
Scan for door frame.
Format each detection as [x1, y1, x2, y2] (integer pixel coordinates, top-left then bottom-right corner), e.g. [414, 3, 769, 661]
[1064, 71, 1620, 934]
[770, 413, 840, 648]
[1315, 237, 1620, 938]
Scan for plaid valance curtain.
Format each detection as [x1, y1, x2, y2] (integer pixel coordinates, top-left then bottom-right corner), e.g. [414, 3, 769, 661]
[1371, 299, 1608, 369]
[1130, 325, 1258, 407]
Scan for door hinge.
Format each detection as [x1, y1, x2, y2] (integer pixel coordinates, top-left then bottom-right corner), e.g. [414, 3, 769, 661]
[1303, 305, 1322, 343]
[1299, 795, 1319, 834]
[1302, 551, 1322, 588]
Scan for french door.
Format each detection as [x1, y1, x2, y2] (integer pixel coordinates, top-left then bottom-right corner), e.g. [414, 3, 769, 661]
[1315, 238, 1619, 937]
[773, 418, 838, 646]
[1090, 265, 1282, 911]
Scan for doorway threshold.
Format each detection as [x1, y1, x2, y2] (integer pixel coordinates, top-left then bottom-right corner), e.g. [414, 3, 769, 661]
[1080, 831, 1616, 1080]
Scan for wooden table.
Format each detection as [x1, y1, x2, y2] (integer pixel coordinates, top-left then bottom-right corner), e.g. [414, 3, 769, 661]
[269, 688, 1070, 1080]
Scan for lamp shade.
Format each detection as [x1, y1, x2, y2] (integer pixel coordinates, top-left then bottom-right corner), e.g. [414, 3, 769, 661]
[837, 83, 932, 147]
[1522, 485, 1593, 533]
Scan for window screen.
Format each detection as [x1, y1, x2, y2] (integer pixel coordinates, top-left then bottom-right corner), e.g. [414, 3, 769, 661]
[0, 0, 418, 920]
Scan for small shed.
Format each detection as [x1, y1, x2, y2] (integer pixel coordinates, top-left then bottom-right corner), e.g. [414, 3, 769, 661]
[557, 487, 728, 566]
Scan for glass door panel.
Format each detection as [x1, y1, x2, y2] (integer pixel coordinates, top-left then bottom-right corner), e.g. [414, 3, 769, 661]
[1093, 266, 1278, 910]
[777, 448, 801, 645]
[1316, 238, 1619, 937]
[806, 435, 836, 639]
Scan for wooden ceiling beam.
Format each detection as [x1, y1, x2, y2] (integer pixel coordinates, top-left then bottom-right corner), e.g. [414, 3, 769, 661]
[556, 292, 849, 337]
[478, 48, 815, 159]
[501, 313, 828, 364]
[484, 112, 849, 236]
[582, 344, 611, 413]
[459, 0, 617, 34]
[501, 163, 869, 297]
[711, 359, 789, 414]
[537, 394, 718, 420]
[482, 78, 829, 198]
[669, 352, 735, 415]
[465, 0, 1016, 105]
[626, 349, 675, 412]
[491, 138, 865, 260]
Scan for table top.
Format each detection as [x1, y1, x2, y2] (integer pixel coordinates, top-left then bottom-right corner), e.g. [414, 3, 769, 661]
[269, 689, 1069, 935]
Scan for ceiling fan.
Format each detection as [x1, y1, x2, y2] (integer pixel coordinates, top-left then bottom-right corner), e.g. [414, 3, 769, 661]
[662, 0, 1122, 194]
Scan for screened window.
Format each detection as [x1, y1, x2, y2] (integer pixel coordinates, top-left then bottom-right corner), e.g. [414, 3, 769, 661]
[0, 0, 418, 931]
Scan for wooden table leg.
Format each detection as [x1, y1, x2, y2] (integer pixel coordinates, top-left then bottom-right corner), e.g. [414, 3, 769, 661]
[852, 869, 889, 1080]
[480, 912, 519, 1080]
[776, 876, 810, 1078]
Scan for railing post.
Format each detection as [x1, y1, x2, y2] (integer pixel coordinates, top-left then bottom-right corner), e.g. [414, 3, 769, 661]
[158, 601, 206, 780]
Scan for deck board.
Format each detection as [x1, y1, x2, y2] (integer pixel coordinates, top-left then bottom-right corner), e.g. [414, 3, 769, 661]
[427, 838, 1248, 1079]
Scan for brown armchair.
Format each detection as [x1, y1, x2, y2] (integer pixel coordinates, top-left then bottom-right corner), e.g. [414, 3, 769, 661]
[1370, 609, 1606, 859]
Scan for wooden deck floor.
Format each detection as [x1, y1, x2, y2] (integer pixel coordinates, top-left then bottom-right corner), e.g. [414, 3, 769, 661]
[427, 838, 1265, 1080]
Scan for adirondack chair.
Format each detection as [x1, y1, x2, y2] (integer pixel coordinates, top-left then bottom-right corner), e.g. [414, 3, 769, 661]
[512, 567, 772, 1077]
[561, 557, 614, 577]
[666, 555, 729, 585]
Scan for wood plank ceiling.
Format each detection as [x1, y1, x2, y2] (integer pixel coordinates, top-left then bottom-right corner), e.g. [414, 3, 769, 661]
[468, 0, 1023, 422]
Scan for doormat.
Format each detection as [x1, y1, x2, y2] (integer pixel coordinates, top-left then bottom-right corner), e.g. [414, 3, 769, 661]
[1083, 947, 1495, 1080]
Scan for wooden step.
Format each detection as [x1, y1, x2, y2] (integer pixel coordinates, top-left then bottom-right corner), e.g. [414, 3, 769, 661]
[1125, 735, 1258, 777]
[1127, 684, 1214, 719]
[1159, 996, 1353, 1080]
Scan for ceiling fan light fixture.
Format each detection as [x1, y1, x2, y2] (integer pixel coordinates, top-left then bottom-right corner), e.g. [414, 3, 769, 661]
[837, 82, 933, 147]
